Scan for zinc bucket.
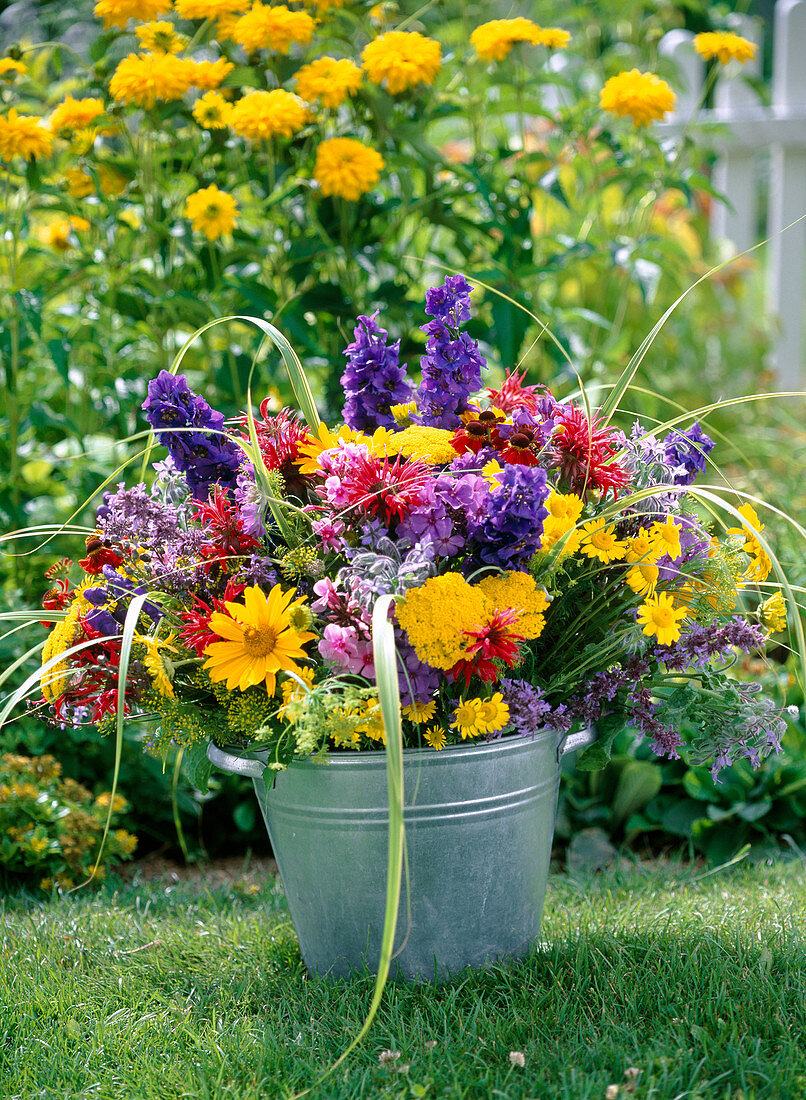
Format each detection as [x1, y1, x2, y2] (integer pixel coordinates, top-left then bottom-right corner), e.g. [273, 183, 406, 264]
[208, 726, 594, 982]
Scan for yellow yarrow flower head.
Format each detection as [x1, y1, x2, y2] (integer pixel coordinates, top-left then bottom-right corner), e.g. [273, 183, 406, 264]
[192, 90, 232, 128]
[229, 88, 311, 141]
[136, 20, 187, 53]
[694, 31, 757, 65]
[385, 426, 456, 464]
[397, 573, 490, 670]
[294, 57, 362, 109]
[0, 109, 54, 161]
[187, 58, 234, 89]
[477, 571, 550, 640]
[49, 96, 105, 134]
[451, 698, 485, 739]
[600, 69, 676, 127]
[362, 30, 441, 94]
[184, 184, 238, 239]
[470, 18, 569, 62]
[109, 53, 196, 107]
[314, 137, 384, 202]
[175, 0, 249, 17]
[232, 2, 315, 54]
[759, 593, 787, 634]
[423, 725, 447, 750]
[636, 591, 688, 645]
[578, 519, 627, 563]
[94, 0, 171, 30]
[0, 58, 27, 80]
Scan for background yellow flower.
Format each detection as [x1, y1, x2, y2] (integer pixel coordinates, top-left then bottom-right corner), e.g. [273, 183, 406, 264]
[362, 30, 441, 94]
[184, 185, 238, 239]
[313, 137, 385, 201]
[600, 69, 676, 126]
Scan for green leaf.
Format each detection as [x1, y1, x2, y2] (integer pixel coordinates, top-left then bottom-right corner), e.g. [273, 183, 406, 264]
[233, 801, 257, 833]
[183, 739, 213, 794]
[611, 761, 663, 826]
[576, 714, 622, 772]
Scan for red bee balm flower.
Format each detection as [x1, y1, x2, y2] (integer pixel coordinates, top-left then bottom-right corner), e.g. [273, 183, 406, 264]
[485, 368, 543, 414]
[552, 405, 631, 498]
[338, 452, 430, 523]
[448, 607, 526, 688]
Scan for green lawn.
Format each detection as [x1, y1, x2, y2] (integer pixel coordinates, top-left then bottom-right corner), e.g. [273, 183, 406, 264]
[2, 859, 806, 1100]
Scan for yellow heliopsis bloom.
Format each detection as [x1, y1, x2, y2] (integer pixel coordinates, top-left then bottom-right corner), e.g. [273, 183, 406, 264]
[232, 2, 315, 54]
[136, 20, 187, 53]
[184, 185, 238, 239]
[229, 88, 311, 141]
[0, 109, 54, 161]
[694, 31, 757, 65]
[0, 58, 27, 79]
[424, 725, 447, 750]
[636, 591, 688, 645]
[314, 137, 385, 201]
[384, 425, 456, 465]
[759, 593, 787, 634]
[187, 58, 234, 89]
[451, 698, 485, 739]
[476, 693, 510, 734]
[174, 0, 249, 17]
[727, 502, 771, 582]
[600, 69, 676, 127]
[203, 584, 315, 694]
[38, 216, 90, 251]
[625, 560, 659, 597]
[294, 57, 362, 108]
[192, 90, 232, 128]
[49, 96, 105, 134]
[578, 519, 627, 563]
[64, 167, 95, 198]
[401, 700, 437, 724]
[648, 517, 682, 561]
[109, 53, 195, 107]
[539, 514, 581, 556]
[362, 30, 441, 94]
[470, 18, 569, 62]
[94, 0, 171, 30]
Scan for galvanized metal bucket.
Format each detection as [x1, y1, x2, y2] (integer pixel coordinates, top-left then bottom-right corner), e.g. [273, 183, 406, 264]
[208, 726, 595, 982]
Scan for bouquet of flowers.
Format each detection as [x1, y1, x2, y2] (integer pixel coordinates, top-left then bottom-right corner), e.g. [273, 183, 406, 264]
[31, 275, 793, 782]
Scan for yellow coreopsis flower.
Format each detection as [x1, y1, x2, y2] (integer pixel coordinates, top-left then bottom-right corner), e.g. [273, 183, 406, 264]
[109, 53, 195, 107]
[625, 560, 659, 597]
[362, 30, 441, 94]
[64, 167, 95, 198]
[600, 69, 676, 127]
[174, 0, 249, 17]
[470, 18, 569, 62]
[636, 591, 688, 645]
[229, 88, 311, 141]
[648, 517, 682, 562]
[203, 584, 315, 694]
[314, 137, 384, 201]
[0, 108, 54, 161]
[294, 57, 362, 108]
[694, 31, 757, 65]
[184, 184, 238, 239]
[192, 90, 232, 128]
[0, 58, 27, 79]
[476, 693, 510, 734]
[94, 0, 171, 29]
[232, 2, 315, 54]
[401, 700, 436, 724]
[136, 20, 188, 54]
[49, 96, 105, 134]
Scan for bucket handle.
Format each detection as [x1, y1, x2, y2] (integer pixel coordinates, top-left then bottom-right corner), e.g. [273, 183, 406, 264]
[207, 742, 266, 779]
[558, 725, 597, 759]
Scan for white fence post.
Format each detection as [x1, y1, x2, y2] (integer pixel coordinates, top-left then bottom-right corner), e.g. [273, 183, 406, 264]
[767, 0, 806, 388]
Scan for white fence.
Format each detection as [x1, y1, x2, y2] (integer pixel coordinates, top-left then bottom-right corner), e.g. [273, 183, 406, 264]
[660, 0, 806, 388]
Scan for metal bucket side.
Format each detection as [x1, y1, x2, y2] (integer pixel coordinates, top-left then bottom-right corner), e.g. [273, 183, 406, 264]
[249, 731, 566, 981]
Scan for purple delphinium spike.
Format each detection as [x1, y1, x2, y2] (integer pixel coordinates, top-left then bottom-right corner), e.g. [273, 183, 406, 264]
[341, 312, 412, 431]
[142, 371, 242, 500]
[415, 275, 486, 429]
[664, 421, 715, 485]
[468, 464, 550, 568]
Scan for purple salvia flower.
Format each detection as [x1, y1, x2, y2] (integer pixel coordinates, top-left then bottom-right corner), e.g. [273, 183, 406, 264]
[500, 678, 552, 737]
[341, 312, 412, 431]
[142, 370, 242, 500]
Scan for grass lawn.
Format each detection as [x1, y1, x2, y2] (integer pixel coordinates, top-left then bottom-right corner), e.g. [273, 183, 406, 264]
[2, 858, 806, 1100]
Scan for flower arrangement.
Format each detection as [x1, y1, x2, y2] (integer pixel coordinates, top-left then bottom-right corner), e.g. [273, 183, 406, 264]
[27, 274, 794, 783]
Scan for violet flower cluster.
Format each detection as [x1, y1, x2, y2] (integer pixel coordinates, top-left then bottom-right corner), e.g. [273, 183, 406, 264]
[341, 312, 412, 431]
[415, 275, 486, 429]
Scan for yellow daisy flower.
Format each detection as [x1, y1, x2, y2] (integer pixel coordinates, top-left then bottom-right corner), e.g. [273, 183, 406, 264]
[135, 20, 188, 54]
[648, 517, 682, 561]
[314, 137, 385, 202]
[232, 2, 315, 54]
[0, 108, 54, 162]
[470, 18, 569, 62]
[49, 96, 105, 134]
[175, 0, 249, 17]
[694, 31, 757, 65]
[136, 632, 177, 698]
[476, 693, 509, 734]
[109, 53, 196, 107]
[578, 519, 627, 563]
[391, 401, 416, 425]
[624, 533, 660, 564]
[401, 700, 437, 724]
[187, 58, 234, 89]
[362, 30, 441, 94]
[94, 0, 171, 30]
[636, 591, 688, 645]
[184, 184, 238, 239]
[727, 503, 772, 582]
[192, 89, 232, 128]
[229, 88, 311, 141]
[759, 593, 786, 634]
[202, 584, 315, 695]
[545, 491, 585, 523]
[625, 560, 659, 597]
[294, 57, 362, 109]
[600, 69, 676, 127]
[424, 725, 447, 751]
[451, 698, 485, 740]
[0, 58, 27, 79]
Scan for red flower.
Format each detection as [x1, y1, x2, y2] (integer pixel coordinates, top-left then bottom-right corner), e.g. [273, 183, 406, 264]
[177, 580, 246, 658]
[241, 405, 313, 498]
[452, 410, 506, 456]
[486, 368, 544, 414]
[78, 535, 123, 575]
[552, 405, 631, 499]
[447, 607, 526, 689]
[337, 452, 430, 524]
[194, 486, 260, 564]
